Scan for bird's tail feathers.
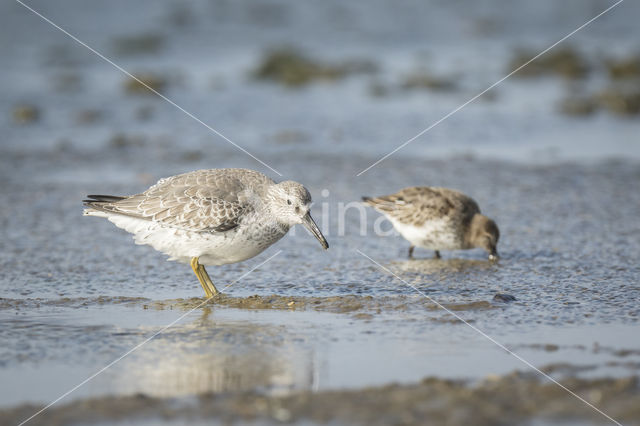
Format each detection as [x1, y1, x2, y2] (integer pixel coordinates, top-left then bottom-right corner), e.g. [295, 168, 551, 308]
[361, 195, 401, 213]
[83, 194, 126, 204]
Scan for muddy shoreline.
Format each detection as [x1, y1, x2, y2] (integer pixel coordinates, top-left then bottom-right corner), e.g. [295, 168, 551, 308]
[0, 293, 499, 315]
[3, 373, 638, 426]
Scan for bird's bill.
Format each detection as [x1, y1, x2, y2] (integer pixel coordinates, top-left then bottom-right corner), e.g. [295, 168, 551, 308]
[302, 212, 329, 250]
[488, 249, 499, 262]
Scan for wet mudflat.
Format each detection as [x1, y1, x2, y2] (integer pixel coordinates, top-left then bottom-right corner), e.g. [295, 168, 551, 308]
[3, 160, 640, 424]
[3, 374, 640, 426]
[2, 0, 640, 425]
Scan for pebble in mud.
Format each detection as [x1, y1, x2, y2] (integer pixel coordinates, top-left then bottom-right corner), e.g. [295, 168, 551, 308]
[493, 293, 516, 303]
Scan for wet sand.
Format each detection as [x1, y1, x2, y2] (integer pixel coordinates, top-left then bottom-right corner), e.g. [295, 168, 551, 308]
[3, 374, 640, 426]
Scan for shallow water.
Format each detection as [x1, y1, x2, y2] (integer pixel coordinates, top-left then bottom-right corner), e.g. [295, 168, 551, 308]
[2, 300, 640, 408]
[1, 0, 640, 425]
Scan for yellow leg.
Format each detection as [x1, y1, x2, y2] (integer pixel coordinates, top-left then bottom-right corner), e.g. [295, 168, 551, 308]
[190, 257, 216, 298]
[198, 264, 219, 295]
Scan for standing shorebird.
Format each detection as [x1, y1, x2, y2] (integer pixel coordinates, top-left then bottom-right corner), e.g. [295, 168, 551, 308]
[363, 187, 499, 261]
[84, 168, 328, 297]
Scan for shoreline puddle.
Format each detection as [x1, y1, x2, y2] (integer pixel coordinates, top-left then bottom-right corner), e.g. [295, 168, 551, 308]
[1, 300, 639, 410]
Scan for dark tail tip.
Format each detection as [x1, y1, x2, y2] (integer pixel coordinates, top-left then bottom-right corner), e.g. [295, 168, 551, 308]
[362, 196, 371, 202]
[84, 194, 125, 203]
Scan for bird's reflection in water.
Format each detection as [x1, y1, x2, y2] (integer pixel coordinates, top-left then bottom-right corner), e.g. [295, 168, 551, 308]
[392, 257, 496, 275]
[109, 308, 315, 398]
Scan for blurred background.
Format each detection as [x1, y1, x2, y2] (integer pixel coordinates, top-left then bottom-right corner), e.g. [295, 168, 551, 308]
[2, 1, 640, 424]
[2, 0, 639, 182]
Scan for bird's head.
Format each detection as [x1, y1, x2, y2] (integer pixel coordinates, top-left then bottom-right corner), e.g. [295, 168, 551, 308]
[268, 181, 328, 250]
[469, 214, 500, 261]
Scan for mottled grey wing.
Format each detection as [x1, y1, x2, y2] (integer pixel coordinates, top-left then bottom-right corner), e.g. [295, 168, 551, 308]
[89, 175, 248, 233]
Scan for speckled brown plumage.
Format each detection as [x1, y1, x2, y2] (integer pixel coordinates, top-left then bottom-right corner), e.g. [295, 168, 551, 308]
[363, 187, 480, 227]
[363, 187, 499, 260]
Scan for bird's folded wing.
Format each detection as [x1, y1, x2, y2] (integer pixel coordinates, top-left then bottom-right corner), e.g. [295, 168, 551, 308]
[89, 185, 246, 233]
[366, 187, 478, 225]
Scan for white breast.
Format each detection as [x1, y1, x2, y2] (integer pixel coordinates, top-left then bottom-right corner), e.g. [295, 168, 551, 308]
[88, 211, 289, 266]
[389, 216, 462, 250]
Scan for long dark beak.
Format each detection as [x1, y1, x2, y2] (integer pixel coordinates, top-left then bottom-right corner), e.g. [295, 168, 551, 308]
[302, 212, 329, 250]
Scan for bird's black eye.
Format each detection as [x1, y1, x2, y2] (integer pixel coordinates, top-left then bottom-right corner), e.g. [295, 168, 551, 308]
[287, 199, 292, 205]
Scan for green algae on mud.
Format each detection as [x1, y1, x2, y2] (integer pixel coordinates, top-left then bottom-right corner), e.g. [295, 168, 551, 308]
[3, 374, 638, 426]
[0, 293, 499, 315]
[252, 48, 376, 87]
[508, 46, 590, 79]
[2, 293, 495, 315]
[0, 296, 149, 310]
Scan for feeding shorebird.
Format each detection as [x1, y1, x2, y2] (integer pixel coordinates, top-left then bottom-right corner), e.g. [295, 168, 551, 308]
[84, 168, 328, 297]
[363, 186, 499, 261]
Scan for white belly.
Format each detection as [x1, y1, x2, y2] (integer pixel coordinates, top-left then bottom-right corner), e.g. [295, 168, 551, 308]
[389, 217, 462, 250]
[89, 211, 288, 266]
